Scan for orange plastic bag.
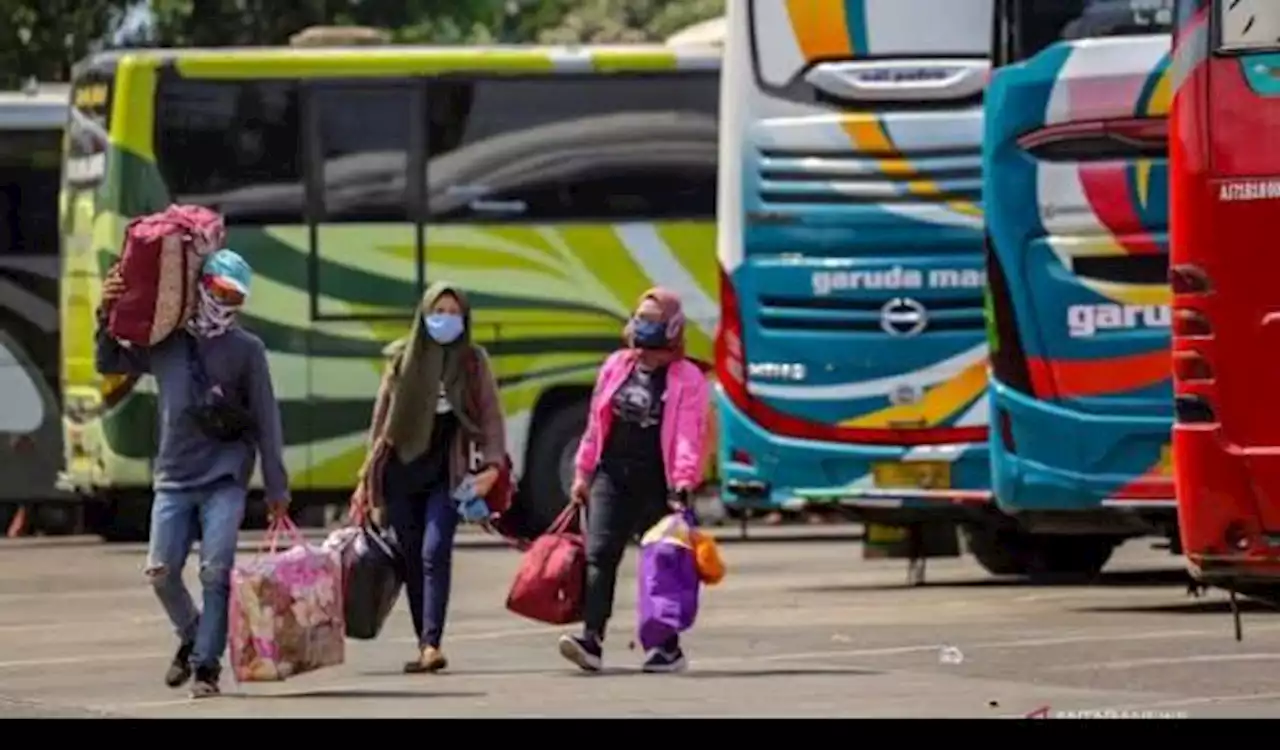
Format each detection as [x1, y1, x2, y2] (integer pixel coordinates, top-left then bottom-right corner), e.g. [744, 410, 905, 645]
[691, 529, 725, 585]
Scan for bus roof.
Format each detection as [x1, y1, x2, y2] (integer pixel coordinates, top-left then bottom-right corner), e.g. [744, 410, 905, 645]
[73, 42, 721, 81]
[0, 83, 68, 130]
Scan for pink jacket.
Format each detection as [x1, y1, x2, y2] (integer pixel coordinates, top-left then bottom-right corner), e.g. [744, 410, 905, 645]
[574, 350, 711, 490]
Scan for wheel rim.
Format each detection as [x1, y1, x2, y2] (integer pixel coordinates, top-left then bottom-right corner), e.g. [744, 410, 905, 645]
[557, 436, 581, 500]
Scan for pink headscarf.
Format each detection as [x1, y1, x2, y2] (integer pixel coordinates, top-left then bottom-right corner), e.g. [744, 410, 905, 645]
[622, 287, 686, 369]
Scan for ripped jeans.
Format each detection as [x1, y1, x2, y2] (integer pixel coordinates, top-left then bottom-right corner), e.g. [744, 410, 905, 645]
[144, 479, 246, 670]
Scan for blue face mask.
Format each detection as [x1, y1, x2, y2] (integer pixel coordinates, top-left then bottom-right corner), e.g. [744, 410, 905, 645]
[424, 312, 464, 345]
[632, 318, 668, 349]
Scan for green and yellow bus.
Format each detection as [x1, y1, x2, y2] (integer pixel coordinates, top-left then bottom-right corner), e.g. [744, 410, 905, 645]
[58, 42, 721, 541]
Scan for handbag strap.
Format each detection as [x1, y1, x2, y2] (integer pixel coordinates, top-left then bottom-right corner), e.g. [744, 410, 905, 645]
[184, 333, 213, 392]
[549, 502, 586, 534]
[478, 502, 585, 553]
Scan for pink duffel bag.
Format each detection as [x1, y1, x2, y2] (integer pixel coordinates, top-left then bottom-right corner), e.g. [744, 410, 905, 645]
[107, 204, 225, 346]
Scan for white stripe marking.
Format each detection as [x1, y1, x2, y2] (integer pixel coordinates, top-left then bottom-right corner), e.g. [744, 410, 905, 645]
[614, 223, 717, 336]
[0, 615, 167, 634]
[952, 393, 990, 428]
[1053, 653, 1280, 672]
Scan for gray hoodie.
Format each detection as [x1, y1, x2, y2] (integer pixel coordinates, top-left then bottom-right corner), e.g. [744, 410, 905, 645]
[94, 312, 289, 501]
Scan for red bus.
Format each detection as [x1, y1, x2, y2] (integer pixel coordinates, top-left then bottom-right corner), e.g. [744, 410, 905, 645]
[1171, 0, 1280, 609]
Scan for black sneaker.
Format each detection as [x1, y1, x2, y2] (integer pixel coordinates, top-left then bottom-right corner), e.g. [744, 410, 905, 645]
[557, 633, 603, 672]
[642, 646, 688, 673]
[189, 664, 221, 699]
[164, 641, 195, 688]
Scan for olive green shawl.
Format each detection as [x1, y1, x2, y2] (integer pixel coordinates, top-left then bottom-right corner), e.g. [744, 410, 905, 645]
[382, 282, 480, 464]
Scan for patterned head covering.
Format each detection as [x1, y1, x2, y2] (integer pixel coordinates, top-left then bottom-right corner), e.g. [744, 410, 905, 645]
[188, 248, 251, 338]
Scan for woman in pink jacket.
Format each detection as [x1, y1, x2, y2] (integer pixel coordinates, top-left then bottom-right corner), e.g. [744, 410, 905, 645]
[558, 287, 710, 674]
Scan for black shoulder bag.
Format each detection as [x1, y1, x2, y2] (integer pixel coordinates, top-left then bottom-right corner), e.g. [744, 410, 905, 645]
[184, 334, 258, 443]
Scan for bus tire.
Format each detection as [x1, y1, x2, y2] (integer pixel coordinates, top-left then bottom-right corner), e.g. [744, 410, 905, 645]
[962, 522, 1032, 576]
[33, 503, 80, 536]
[525, 400, 588, 534]
[88, 491, 151, 543]
[1023, 534, 1117, 582]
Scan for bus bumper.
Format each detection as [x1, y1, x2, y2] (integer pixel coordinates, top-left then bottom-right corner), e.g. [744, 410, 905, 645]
[1176, 423, 1280, 585]
[989, 380, 1176, 536]
[716, 390, 992, 526]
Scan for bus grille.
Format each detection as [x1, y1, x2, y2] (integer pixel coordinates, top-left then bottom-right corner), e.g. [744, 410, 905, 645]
[755, 145, 982, 206]
[757, 294, 986, 334]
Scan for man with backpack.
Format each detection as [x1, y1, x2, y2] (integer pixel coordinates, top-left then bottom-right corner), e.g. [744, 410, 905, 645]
[96, 248, 289, 699]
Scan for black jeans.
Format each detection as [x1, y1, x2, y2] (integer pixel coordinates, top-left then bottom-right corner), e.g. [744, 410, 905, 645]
[582, 460, 671, 644]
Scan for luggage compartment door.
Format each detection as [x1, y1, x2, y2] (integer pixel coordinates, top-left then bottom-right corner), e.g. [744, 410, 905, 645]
[303, 80, 425, 493]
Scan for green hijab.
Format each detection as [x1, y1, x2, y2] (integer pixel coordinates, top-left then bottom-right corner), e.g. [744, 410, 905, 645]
[382, 281, 481, 464]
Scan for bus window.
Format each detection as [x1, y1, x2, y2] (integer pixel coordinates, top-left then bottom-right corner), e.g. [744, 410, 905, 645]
[1220, 0, 1280, 51]
[313, 84, 413, 223]
[425, 74, 718, 223]
[309, 82, 420, 317]
[0, 130, 61, 257]
[1005, 0, 1174, 63]
[154, 79, 303, 224]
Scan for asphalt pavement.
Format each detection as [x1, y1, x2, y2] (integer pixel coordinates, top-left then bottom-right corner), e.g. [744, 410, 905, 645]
[2, 525, 1279, 718]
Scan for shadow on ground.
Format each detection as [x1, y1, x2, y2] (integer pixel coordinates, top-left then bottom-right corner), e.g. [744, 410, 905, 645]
[676, 667, 879, 679]
[229, 689, 486, 700]
[1074, 595, 1280, 616]
[714, 531, 864, 546]
[794, 567, 1193, 594]
[358, 667, 556, 678]
[565, 665, 880, 679]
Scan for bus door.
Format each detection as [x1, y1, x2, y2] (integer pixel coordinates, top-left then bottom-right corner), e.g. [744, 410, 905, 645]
[304, 80, 426, 492]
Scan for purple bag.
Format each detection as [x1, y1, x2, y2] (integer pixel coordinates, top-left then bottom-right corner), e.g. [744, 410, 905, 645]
[636, 511, 701, 651]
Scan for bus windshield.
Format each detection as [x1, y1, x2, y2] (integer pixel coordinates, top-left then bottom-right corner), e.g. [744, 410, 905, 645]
[1004, 0, 1174, 63]
[1219, 0, 1280, 52]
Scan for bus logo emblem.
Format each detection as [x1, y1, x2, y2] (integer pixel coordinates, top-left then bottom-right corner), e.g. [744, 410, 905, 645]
[889, 383, 923, 406]
[881, 298, 928, 337]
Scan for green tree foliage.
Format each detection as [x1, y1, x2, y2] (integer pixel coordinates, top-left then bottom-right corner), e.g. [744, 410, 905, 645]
[528, 0, 724, 44]
[143, 0, 723, 48]
[144, 0, 507, 47]
[1, 0, 725, 84]
[0, 0, 133, 87]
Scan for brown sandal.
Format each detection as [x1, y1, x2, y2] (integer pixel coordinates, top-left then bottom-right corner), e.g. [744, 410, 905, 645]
[403, 646, 448, 674]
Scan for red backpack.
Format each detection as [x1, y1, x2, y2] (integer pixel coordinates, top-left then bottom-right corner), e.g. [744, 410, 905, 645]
[108, 205, 225, 346]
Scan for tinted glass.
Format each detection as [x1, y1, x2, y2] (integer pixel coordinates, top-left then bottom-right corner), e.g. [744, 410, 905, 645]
[0, 131, 62, 256]
[1219, 0, 1280, 50]
[154, 79, 303, 224]
[1011, 0, 1173, 62]
[426, 73, 719, 222]
[315, 85, 413, 222]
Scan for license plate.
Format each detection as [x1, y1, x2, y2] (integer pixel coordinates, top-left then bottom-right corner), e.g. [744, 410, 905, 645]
[872, 461, 951, 490]
[866, 523, 908, 545]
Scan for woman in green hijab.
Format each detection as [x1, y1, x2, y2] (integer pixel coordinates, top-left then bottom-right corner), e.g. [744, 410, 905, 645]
[356, 281, 507, 673]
